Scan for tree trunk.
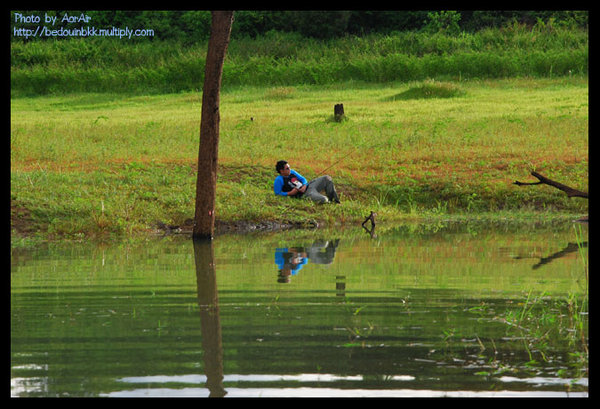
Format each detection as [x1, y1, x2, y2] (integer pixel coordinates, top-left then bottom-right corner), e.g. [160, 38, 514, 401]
[193, 11, 234, 239]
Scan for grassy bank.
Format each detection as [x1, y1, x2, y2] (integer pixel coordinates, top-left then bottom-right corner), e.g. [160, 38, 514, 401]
[10, 77, 588, 240]
[11, 25, 588, 96]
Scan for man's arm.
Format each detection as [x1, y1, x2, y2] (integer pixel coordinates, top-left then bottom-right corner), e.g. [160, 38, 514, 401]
[274, 171, 307, 196]
[274, 176, 290, 196]
[290, 170, 307, 193]
[290, 170, 307, 185]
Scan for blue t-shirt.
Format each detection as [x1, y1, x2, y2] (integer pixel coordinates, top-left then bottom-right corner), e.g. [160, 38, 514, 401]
[274, 248, 308, 275]
[274, 169, 307, 197]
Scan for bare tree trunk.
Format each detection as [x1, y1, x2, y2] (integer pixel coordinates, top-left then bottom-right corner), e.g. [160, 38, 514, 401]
[193, 11, 234, 239]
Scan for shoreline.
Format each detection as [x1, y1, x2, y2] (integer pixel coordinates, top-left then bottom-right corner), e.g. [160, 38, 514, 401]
[11, 211, 587, 247]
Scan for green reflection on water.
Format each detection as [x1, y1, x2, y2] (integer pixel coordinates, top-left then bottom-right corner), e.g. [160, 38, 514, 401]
[11, 222, 588, 397]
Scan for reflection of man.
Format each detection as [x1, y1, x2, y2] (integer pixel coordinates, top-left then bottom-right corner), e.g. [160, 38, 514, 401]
[305, 239, 339, 265]
[275, 239, 340, 283]
[275, 247, 307, 283]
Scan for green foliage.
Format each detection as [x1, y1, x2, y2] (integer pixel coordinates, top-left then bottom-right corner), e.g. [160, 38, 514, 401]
[10, 25, 588, 96]
[291, 11, 353, 39]
[498, 290, 588, 376]
[424, 11, 462, 35]
[387, 80, 465, 100]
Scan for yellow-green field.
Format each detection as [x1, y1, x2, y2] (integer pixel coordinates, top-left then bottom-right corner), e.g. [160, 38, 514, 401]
[10, 77, 588, 240]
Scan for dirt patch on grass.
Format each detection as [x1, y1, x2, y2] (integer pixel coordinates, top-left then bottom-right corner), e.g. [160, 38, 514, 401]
[11, 202, 41, 236]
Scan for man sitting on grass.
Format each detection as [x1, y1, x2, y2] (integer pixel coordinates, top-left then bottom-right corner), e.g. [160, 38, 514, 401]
[273, 160, 340, 204]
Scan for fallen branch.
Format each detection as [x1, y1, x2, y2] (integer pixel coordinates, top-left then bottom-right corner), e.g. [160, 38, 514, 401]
[362, 211, 377, 238]
[514, 171, 588, 199]
[362, 211, 377, 229]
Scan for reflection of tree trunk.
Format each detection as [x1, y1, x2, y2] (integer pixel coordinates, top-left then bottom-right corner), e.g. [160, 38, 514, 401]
[193, 238, 226, 397]
[193, 11, 234, 239]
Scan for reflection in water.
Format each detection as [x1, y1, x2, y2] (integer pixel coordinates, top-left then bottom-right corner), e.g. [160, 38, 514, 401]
[336, 275, 346, 297]
[275, 239, 340, 283]
[532, 241, 588, 270]
[193, 239, 226, 398]
[11, 223, 588, 397]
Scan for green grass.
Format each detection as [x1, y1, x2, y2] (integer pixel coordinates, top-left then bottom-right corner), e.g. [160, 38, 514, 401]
[386, 79, 466, 100]
[10, 77, 588, 240]
[10, 26, 588, 96]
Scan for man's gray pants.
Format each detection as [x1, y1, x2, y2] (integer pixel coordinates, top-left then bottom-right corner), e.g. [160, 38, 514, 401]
[303, 175, 340, 204]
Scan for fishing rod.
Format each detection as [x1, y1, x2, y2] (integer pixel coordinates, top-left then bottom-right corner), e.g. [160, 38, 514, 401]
[313, 140, 388, 178]
[314, 158, 346, 178]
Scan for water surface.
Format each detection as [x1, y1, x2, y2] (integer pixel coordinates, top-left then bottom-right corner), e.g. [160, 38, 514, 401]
[11, 222, 588, 397]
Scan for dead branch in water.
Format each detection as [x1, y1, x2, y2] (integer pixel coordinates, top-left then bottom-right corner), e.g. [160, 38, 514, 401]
[362, 211, 377, 238]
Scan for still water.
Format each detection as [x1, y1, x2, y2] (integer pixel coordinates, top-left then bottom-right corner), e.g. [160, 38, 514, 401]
[11, 222, 588, 397]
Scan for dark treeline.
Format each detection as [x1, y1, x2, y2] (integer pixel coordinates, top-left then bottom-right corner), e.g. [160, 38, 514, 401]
[11, 10, 588, 42]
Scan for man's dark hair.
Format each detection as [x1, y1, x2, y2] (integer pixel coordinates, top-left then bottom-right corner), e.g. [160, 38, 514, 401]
[276, 160, 288, 174]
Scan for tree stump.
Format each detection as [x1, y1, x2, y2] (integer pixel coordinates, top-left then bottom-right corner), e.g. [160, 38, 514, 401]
[334, 103, 345, 122]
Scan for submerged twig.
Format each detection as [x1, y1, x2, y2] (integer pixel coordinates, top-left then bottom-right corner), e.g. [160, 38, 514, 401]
[361, 211, 377, 238]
